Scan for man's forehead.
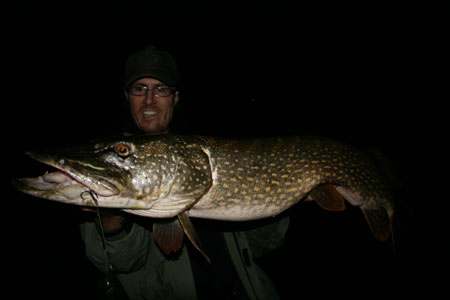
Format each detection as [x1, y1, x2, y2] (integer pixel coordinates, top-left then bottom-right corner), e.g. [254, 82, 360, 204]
[133, 77, 167, 86]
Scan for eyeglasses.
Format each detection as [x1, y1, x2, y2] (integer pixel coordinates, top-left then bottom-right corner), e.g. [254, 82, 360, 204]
[126, 85, 176, 97]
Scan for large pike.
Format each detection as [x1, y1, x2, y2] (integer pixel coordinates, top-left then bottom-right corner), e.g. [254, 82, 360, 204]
[13, 135, 395, 260]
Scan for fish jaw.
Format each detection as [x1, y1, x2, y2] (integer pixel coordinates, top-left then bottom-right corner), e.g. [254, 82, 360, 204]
[12, 151, 132, 208]
[12, 169, 156, 209]
[12, 173, 89, 204]
[26, 151, 120, 197]
[12, 135, 212, 215]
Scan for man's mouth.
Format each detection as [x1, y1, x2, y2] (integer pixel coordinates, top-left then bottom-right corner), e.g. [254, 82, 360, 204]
[142, 110, 158, 119]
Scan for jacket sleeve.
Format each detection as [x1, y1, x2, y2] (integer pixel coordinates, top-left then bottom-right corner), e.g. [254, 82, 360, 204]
[80, 220, 152, 274]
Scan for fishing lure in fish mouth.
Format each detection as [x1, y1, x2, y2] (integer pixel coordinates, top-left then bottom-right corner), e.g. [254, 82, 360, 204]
[13, 134, 396, 259]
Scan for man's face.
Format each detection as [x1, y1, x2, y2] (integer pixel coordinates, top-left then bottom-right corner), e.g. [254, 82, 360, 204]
[125, 78, 179, 134]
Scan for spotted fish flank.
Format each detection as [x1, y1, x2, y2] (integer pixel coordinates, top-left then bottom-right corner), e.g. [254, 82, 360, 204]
[191, 136, 393, 236]
[13, 134, 395, 258]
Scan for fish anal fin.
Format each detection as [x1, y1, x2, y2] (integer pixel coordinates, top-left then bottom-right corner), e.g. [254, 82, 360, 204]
[310, 184, 346, 211]
[178, 212, 211, 263]
[152, 217, 184, 255]
[361, 208, 391, 242]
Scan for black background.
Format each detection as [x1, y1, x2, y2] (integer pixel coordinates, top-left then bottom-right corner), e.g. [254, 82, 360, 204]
[3, 4, 448, 299]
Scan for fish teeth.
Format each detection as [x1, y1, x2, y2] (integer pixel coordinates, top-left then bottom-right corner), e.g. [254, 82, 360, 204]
[42, 171, 83, 187]
[43, 171, 70, 183]
[60, 180, 83, 188]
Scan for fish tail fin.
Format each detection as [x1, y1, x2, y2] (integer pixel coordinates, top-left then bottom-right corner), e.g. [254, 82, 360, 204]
[360, 207, 391, 242]
[388, 204, 400, 253]
[335, 186, 394, 245]
[362, 205, 400, 253]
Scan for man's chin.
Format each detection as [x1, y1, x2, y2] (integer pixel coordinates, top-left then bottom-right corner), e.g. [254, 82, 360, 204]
[137, 122, 168, 134]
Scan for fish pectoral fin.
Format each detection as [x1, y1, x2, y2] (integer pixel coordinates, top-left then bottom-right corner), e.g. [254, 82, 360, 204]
[152, 217, 185, 255]
[309, 184, 346, 211]
[361, 208, 391, 242]
[178, 212, 211, 263]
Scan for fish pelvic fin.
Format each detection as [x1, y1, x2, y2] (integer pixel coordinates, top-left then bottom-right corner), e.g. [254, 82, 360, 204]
[151, 212, 212, 263]
[178, 212, 211, 263]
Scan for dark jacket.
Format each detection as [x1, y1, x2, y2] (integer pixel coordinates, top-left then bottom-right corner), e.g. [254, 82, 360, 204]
[80, 216, 289, 300]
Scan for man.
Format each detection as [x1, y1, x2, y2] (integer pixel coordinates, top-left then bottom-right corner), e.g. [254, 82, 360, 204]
[80, 46, 289, 300]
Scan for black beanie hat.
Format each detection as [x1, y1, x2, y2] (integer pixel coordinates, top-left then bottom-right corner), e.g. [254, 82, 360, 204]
[124, 46, 180, 88]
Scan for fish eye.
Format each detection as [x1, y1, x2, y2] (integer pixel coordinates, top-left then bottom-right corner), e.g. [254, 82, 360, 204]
[115, 143, 131, 157]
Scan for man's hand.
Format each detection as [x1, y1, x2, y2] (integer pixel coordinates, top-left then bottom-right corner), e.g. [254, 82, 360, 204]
[82, 207, 125, 231]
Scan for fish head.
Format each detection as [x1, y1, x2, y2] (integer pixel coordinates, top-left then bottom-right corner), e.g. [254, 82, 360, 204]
[12, 135, 212, 216]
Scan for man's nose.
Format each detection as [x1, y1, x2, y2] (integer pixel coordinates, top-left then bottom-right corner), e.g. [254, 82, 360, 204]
[144, 91, 156, 105]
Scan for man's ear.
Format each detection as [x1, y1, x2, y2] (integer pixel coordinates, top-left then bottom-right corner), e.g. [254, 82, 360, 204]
[174, 91, 180, 106]
[124, 90, 129, 102]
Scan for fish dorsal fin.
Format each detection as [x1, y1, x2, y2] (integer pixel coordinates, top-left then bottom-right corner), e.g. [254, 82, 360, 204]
[178, 212, 211, 263]
[309, 184, 346, 211]
[152, 217, 184, 255]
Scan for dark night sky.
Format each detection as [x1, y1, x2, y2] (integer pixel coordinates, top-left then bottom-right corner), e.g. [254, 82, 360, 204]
[3, 7, 448, 299]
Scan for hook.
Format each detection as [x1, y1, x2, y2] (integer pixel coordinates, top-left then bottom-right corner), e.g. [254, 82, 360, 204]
[80, 190, 99, 206]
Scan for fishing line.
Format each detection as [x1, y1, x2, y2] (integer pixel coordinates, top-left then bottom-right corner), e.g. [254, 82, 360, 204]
[81, 190, 129, 299]
[90, 191, 108, 250]
[83, 190, 113, 275]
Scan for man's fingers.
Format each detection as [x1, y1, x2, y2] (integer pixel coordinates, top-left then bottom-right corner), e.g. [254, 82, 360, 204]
[81, 207, 96, 213]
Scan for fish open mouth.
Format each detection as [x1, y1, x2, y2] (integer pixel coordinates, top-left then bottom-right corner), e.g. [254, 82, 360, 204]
[12, 149, 121, 206]
[28, 170, 87, 191]
[15, 160, 120, 199]
[13, 169, 92, 201]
